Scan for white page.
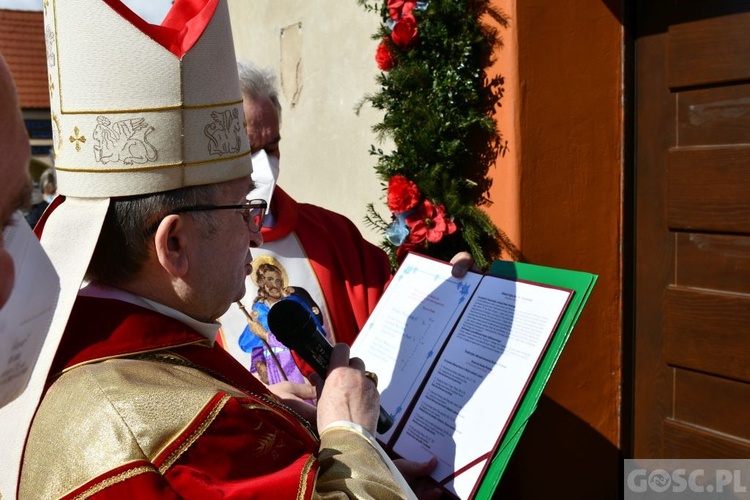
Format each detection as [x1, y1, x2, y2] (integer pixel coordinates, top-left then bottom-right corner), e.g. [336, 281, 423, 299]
[351, 253, 482, 443]
[392, 277, 571, 499]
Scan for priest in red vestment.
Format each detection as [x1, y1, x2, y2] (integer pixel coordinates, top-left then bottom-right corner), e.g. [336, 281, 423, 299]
[218, 61, 474, 406]
[18, 0, 420, 498]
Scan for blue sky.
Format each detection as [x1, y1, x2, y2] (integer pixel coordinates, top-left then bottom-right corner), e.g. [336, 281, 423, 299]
[0, 0, 172, 24]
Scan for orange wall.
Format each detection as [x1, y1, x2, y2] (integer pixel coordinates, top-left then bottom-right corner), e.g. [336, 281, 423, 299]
[482, 2, 521, 252]
[485, 0, 624, 496]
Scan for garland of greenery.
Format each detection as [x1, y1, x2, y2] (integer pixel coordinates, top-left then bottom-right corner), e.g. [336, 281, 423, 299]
[357, 0, 514, 271]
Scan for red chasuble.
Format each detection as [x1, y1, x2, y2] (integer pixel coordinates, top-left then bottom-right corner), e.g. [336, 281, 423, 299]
[22, 296, 320, 499]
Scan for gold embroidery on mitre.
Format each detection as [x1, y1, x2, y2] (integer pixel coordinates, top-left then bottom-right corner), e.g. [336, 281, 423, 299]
[72, 465, 155, 500]
[44, 23, 55, 68]
[69, 126, 86, 152]
[92, 116, 157, 165]
[51, 0, 62, 110]
[205, 108, 242, 157]
[54, 148, 251, 174]
[52, 113, 62, 155]
[59, 98, 243, 116]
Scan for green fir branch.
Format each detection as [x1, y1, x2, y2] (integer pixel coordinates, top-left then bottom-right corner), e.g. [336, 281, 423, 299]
[359, 0, 511, 271]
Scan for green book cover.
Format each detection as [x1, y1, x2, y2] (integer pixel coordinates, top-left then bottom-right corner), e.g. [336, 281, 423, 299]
[473, 260, 598, 499]
[352, 254, 597, 499]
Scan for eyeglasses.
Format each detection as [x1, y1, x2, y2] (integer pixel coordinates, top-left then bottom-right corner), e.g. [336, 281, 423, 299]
[150, 199, 267, 233]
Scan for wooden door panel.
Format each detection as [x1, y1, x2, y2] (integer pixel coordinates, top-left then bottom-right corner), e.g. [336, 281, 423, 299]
[669, 10, 750, 88]
[678, 84, 750, 146]
[674, 369, 750, 440]
[664, 421, 750, 458]
[635, 0, 750, 458]
[664, 287, 750, 382]
[676, 233, 750, 293]
[668, 147, 750, 232]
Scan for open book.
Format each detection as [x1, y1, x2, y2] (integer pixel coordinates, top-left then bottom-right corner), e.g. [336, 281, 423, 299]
[350, 252, 597, 499]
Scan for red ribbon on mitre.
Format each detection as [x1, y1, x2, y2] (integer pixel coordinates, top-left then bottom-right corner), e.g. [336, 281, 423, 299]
[103, 0, 219, 57]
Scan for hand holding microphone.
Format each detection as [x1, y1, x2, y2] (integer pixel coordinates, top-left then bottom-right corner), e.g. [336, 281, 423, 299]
[267, 299, 393, 434]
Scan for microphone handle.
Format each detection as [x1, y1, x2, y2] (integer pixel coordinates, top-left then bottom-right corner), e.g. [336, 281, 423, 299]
[299, 337, 393, 433]
[377, 406, 393, 434]
[269, 302, 393, 433]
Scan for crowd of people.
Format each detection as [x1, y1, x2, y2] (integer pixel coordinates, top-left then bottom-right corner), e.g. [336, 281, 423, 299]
[0, 0, 476, 498]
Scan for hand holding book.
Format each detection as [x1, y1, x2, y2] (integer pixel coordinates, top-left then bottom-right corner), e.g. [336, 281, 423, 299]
[350, 252, 597, 499]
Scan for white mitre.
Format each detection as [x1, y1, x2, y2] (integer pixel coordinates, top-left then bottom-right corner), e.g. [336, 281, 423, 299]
[0, 0, 251, 496]
[49, 0, 251, 195]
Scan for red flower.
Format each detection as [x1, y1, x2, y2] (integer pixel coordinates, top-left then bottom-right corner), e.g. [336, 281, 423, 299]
[375, 39, 395, 71]
[387, 175, 421, 213]
[402, 1, 416, 17]
[387, 0, 416, 20]
[391, 14, 418, 49]
[405, 199, 457, 244]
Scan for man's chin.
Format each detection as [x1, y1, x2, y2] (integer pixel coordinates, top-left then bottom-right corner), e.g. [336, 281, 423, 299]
[234, 285, 247, 303]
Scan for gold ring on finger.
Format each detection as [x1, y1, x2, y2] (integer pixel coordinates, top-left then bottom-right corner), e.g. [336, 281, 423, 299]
[364, 370, 378, 388]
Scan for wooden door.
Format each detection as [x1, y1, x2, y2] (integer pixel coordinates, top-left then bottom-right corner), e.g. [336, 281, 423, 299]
[635, 0, 750, 457]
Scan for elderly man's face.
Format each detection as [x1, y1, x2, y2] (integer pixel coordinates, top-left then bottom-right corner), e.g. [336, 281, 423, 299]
[243, 97, 281, 160]
[190, 175, 261, 321]
[0, 58, 32, 308]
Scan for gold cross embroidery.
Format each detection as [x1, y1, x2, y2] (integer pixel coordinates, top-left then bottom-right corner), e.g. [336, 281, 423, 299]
[69, 126, 86, 152]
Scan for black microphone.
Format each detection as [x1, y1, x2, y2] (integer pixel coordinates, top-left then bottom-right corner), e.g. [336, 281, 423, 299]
[267, 298, 393, 434]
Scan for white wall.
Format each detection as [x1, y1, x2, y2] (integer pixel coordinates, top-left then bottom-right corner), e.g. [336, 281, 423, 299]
[228, 0, 391, 244]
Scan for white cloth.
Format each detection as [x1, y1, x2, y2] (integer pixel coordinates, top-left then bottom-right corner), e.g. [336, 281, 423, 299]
[249, 149, 280, 207]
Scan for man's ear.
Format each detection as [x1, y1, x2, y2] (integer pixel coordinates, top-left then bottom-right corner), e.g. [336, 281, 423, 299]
[154, 214, 189, 277]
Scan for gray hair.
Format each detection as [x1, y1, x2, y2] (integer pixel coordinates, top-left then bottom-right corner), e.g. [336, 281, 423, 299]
[236, 60, 282, 122]
[86, 184, 219, 287]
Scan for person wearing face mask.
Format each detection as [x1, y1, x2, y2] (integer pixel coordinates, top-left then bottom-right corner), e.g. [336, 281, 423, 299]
[0, 53, 61, 497]
[218, 61, 393, 394]
[0, 212, 59, 406]
[0, 53, 60, 409]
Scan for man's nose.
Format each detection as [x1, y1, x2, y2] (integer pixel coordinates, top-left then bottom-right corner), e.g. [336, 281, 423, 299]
[249, 231, 263, 248]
